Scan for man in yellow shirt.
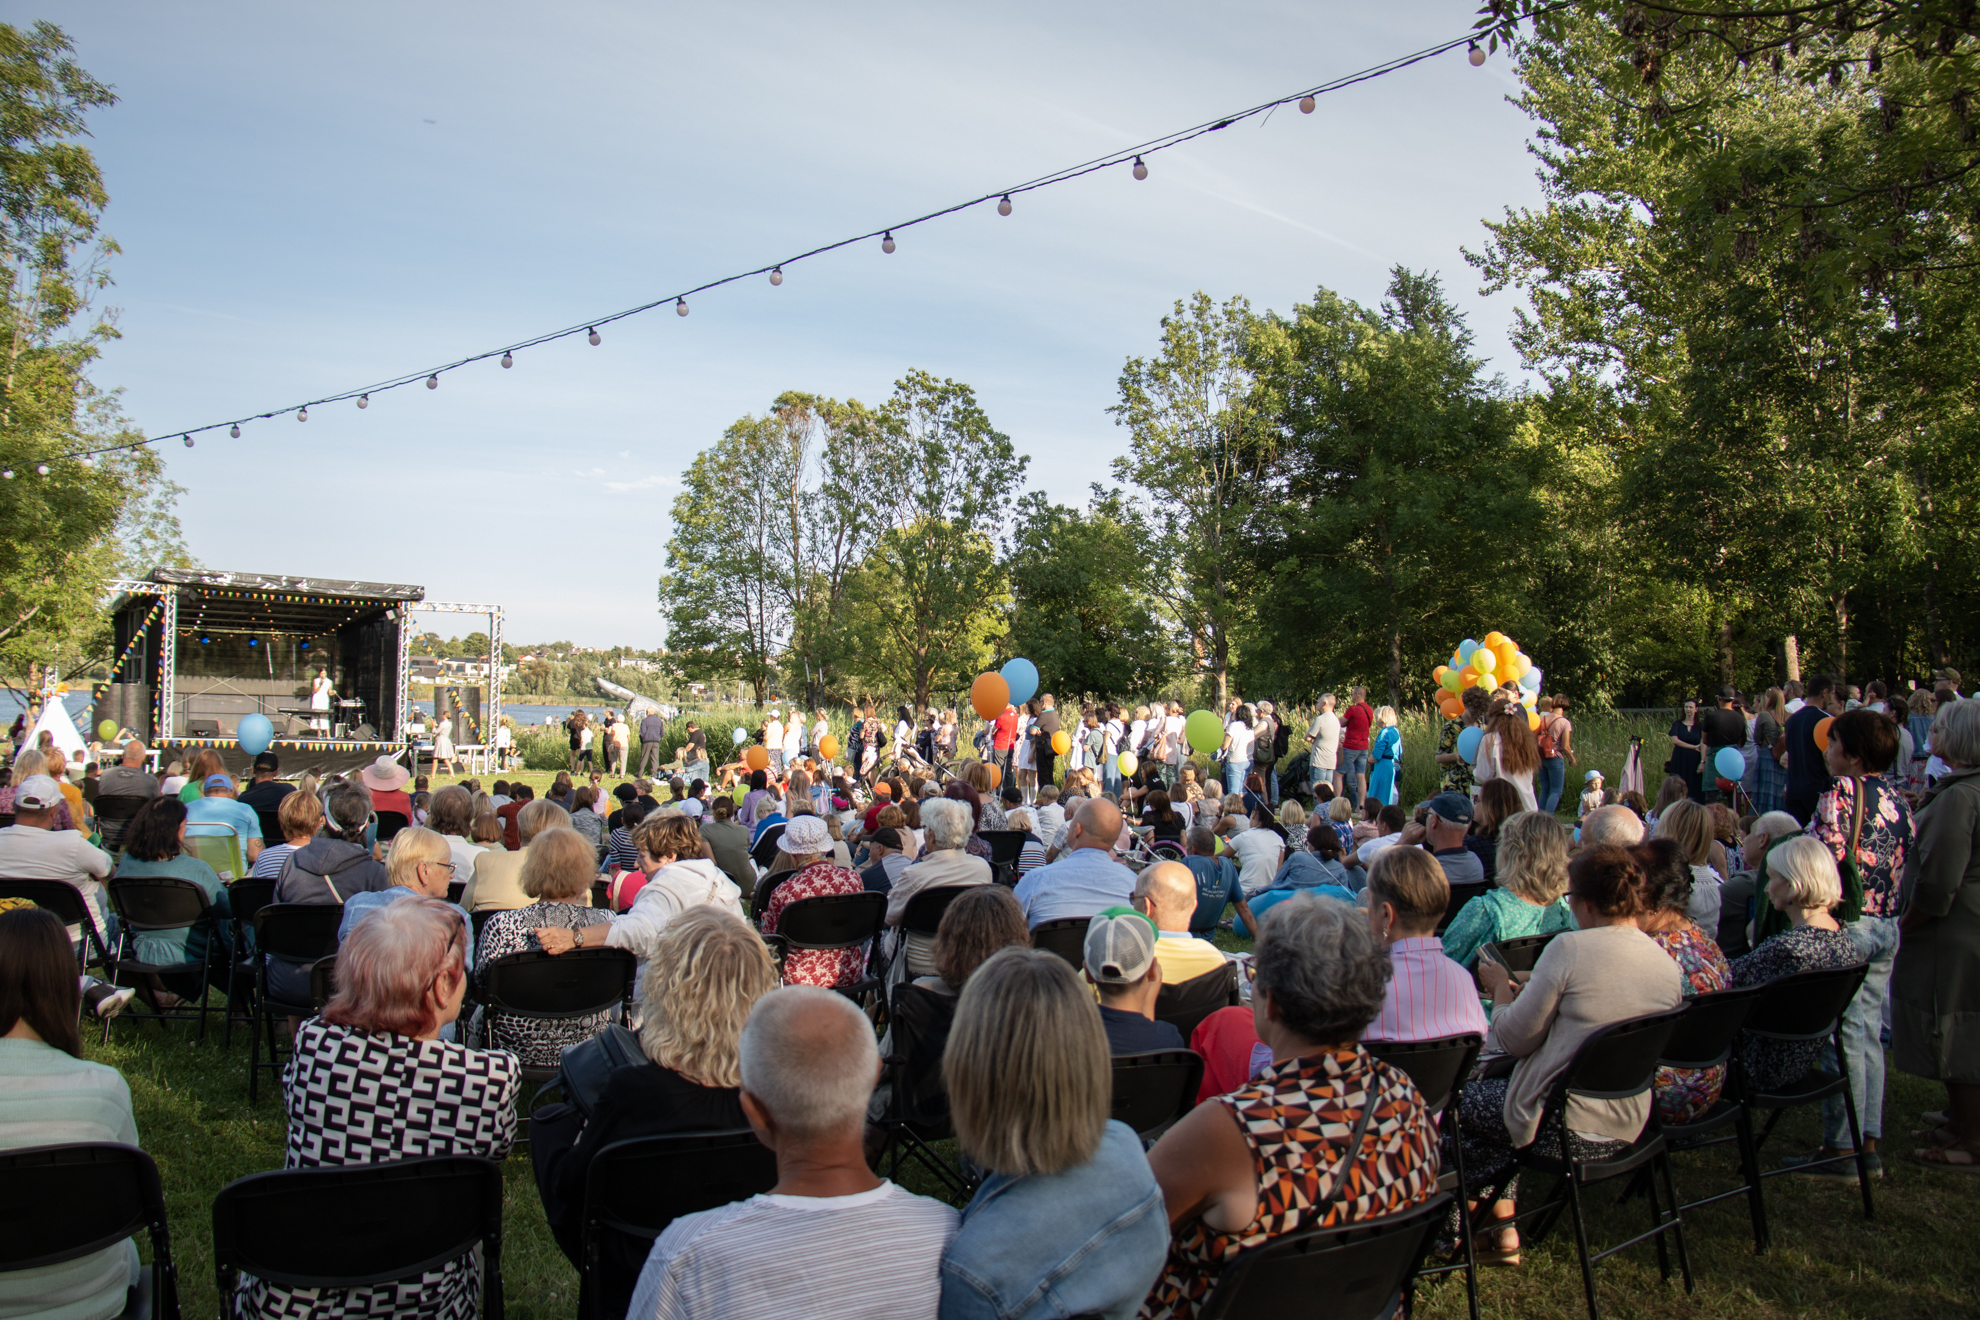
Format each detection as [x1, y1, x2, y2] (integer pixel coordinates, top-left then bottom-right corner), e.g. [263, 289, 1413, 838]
[1131, 861, 1232, 984]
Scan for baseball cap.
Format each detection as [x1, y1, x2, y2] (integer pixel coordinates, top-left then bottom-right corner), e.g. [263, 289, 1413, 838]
[1716, 685, 1740, 703]
[12, 774, 61, 810]
[679, 798, 704, 818]
[1935, 667, 1962, 685]
[1427, 791, 1474, 825]
[203, 773, 234, 791]
[252, 752, 280, 773]
[870, 826, 904, 851]
[1083, 905, 1159, 985]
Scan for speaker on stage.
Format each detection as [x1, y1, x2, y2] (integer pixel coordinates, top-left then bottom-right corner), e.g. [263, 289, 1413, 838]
[353, 722, 377, 740]
[282, 715, 307, 737]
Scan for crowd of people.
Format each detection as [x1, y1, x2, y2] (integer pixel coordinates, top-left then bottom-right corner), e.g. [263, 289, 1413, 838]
[0, 661, 1976, 1318]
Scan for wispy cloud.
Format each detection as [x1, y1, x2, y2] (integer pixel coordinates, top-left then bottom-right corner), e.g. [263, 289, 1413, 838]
[605, 474, 676, 492]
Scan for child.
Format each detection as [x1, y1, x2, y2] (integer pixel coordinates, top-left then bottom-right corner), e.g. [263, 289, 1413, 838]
[1578, 769, 1607, 820]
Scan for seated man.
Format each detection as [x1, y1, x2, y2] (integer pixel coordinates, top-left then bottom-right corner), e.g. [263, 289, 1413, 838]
[496, 784, 535, 850]
[236, 752, 294, 823]
[95, 740, 159, 800]
[184, 773, 265, 873]
[1082, 907, 1185, 1055]
[1418, 792, 1484, 889]
[1011, 799, 1136, 927]
[1131, 861, 1232, 985]
[1362, 846, 1489, 1043]
[0, 775, 115, 944]
[860, 827, 910, 894]
[1580, 802, 1646, 849]
[1181, 828, 1253, 935]
[1345, 803, 1408, 874]
[627, 986, 958, 1320]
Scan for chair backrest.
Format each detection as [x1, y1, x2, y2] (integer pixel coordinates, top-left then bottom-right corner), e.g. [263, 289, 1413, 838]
[748, 870, 788, 923]
[309, 956, 340, 1009]
[1556, 1007, 1689, 1108]
[0, 878, 100, 939]
[900, 883, 969, 936]
[108, 874, 213, 933]
[374, 810, 411, 842]
[471, 908, 500, 945]
[482, 948, 636, 1020]
[1363, 1033, 1484, 1116]
[1745, 962, 1871, 1043]
[225, 877, 277, 933]
[1110, 1050, 1206, 1139]
[978, 830, 1028, 867]
[254, 808, 284, 845]
[1659, 984, 1764, 1072]
[1439, 882, 1491, 931]
[92, 794, 149, 852]
[1155, 962, 1242, 1042]
[252, 903, 345, 963]
[184, 826, 245, 882]
[1030, 916, 1091, 969]
[1478, 931, 1558, 974]
[0, 1142, 174, 1288]
[776, 892, 886, 951]
[588, 879, 609, 911]
[749, 823, 787, 871]
[889, 982, 960, 1131]
[212, 1156, 501, 1311]
[1196, 1193, 1454, 1320]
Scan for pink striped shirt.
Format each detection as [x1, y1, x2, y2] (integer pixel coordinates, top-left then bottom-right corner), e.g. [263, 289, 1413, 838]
[1364, 936, 1489, 1043]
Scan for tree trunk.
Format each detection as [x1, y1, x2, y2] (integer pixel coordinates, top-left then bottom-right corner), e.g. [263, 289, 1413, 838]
[1386, 624, 1403, 710]
[1717, 617, 1736, 687]
[1783, 634, 1802, 684]
[1832, 592, 1850, 688]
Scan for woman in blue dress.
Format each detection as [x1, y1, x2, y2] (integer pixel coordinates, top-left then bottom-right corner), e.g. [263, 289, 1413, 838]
[1368, 705, 1403, 807]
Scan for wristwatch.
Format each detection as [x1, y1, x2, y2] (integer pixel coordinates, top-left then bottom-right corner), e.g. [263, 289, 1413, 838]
[573, 926, 586, 949]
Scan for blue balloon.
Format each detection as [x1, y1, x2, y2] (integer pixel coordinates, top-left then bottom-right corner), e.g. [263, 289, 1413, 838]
[1001, 658, 1039, 706]
[1519, 667, 1542, 692]
[732, 726, 748, 745]
[237, 713, 274, 757]
[1714, 746, 1745, 781]
[1457, 638, 1480, 664]
[1456, 726, 1483, 763]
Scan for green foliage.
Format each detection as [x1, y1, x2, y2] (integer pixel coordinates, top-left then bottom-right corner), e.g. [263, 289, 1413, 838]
[1003, 489, 1174, 700]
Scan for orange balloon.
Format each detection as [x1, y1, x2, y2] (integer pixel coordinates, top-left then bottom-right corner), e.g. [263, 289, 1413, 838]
[743, 745, 769, 772]
[1814, 716, 1834, 752]
[1432, 665, 1450, 683]
[970, 672, 1010, 720]
[818, 734, 840, 760]
[1459, 669, 1480, 689]
[1483, 630, 1507, 648]
[1439, 696, 1463, 720]
[985, 762, 1003, 789]
[1051, 729, 1071, 755]
[1495, 641, 1519, 673]
[1527, 710, 1542, 732]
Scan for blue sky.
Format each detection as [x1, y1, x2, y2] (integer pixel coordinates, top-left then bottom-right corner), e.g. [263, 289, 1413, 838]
[43, 0, 1541, 647]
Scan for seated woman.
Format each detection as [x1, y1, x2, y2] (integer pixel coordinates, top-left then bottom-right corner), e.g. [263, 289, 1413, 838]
[1145, 897, 1441, 1315]
[532, 908, 777, 1289]
[1654, 798, 1728, 936]
[248, 786, 323, 880]
[760, 813, 869, 988]
[1141, 790, 1186, 846]
[1465, 779, 1523, 886]
[0, 908, 145, 1320]
[536, 814, 745, 973]
[570, 785, 606, 852]
[914, 884, 1030, 997]
[241, 897, 517, 1320]
[939, 947, 1170, 1320]
[1001, 809, 1049, 878]
[112, 794, 232, 996]
[1241, 824, 1356, 937]
[1441, 810, 1574, 969]
[1729, 835, 1862, 1093]
[471, 826, 608, 1065]
[1630, 838, 1731, 1125]
[1464, 846, 1683, 1266]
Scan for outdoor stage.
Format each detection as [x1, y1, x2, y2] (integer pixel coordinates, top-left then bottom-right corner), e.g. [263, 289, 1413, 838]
[104, 568, 503, 777]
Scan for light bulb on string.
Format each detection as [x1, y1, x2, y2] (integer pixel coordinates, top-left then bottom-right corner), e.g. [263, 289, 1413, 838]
[297, 407, 308, 422]
[997, 195, 1012, 216]
[676, 298, 688, 316]
[500, 352, 513, 368]
[1299, 95, 1315, 113]
[79, 455, 94, 468]
[1468, 43, 1486, 66]
[426, 375, 439, 389]
[769, 266, 783, 285]
[1, 470, 11, 479]
[588, 327, 601, 346]
[1132, 156, 1148, 180]
[183, 435, 195, 448]
[229, 425, 240, 439]
[881, 231, 896, 253]
[357, 395, 368, 409]
[35, 464, 48, 476]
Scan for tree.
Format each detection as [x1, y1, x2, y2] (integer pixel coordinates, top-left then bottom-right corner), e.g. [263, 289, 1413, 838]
[1004, 490, 1174, 700]
[1110, 293, 1274, 705]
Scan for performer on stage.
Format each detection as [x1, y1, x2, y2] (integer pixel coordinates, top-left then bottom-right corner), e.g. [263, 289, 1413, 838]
[308, 668, 333, 734]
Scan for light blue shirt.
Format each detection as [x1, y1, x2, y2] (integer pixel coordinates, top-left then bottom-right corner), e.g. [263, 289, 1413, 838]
[184, 795, 262, 848]
[1010, 847, 1136, 927]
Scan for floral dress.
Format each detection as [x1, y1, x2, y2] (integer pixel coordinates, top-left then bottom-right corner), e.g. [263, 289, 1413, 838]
[1813, 773, 1914, 917]
[1437, 720, 1476, 796]
[1139, 1048, 1440, 1320]
[470, 900, 615, 1068]
[761, 860, 868, 987]
[1649, 921, 1731, 1123]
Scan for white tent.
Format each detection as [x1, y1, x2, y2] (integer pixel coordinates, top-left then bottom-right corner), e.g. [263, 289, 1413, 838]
[29, 699, 88, 761]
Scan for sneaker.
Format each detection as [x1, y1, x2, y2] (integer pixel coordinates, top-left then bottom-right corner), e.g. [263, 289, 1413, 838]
[83, 982, 138, 1020]
[1781, 1149, 1883, 1181]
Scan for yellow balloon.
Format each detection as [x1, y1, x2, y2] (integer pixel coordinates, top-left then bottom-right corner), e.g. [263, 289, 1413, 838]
[1527, 710, 1542, 732]
[1471, 648, 1496, 674]
[1051, 730, 1071, 756]
[818, 734, 840, 760]
[1477, 673, 1499, 693]
[1440, 669, 1462, 693]
[1118, 752, 1139, 777]
[1483, 631, 1507, 648]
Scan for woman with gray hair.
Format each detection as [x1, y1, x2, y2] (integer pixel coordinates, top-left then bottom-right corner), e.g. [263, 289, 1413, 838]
[1143, 897, 1441, 1313]
[1893, 697, 1980, 1167]
[883, 797, 993, 979]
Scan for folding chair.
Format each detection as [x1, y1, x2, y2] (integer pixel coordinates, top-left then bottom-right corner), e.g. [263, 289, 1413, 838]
[1194, 1193, 1454, 1320]
[748, 868, 791, 923]
[765, 892, 886, 1001]
[0, 1142, 180, 1320]
[1029, 916, 1091, 970]
[374, 809, 411, 842]
[1366, 1033, 1485, 1320]
[0, 878, 117, 980]
[899, 884, 969, 944]
[1110, 1050, 1205, 1142]
[1438, 882, 1491, 935]
[578, 1131, 777, 1319]
[481, 947, 637, 1084]
[1742, 962, 1876, 1222]
[1502, 1007, 1692, 1320]
[92, 794, 150, 856]
[1155, 962, 1241, 1042]
[106, 875, 223, 1042]
[1653, 984, 1767, 1252]
[247, 904, 343, 1103]
[977, 829, 1028, 885]
[748, 823, 787, 873]
[446, 880, 467, 906]
[1476, 931, 1560, 976]
[876, 981, 978, 1203]
[220, 878, 276, 1050]
[309, 956, 340, 1008]
[252, 808, 284, 846]
[212, 1156, 503, 1320]
[183, 824, 246, 882]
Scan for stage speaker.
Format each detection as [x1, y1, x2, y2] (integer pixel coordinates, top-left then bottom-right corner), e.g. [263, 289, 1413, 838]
[354, 722, 377, 740]
[188, 719, 220, 737]
[282, 715, 307, 736]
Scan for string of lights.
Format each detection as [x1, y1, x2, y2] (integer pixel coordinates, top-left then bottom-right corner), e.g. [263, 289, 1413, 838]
[4, 8, 1564, 476]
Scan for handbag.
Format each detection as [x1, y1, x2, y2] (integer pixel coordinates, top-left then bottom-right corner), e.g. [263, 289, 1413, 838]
[538, 1022, 644, 1119]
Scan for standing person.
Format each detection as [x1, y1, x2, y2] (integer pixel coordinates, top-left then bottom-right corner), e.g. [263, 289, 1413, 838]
[1218, 704, 1255, 797]
[1034, 694, 1061, 792]
[1101, 706, 1127, 798]
[1536, 696, 1576, 815]
[565, 708, 588, 775]
[1701, 686, 1748, 806]
[1668, 699, 1705, 801]
[1306, 694, 1341, 800]
[1473, 707, 1541, 814]
[1338, 687, 1375, 810]
[1161, 702, 1186, 776]
[432, 708, 458, 779]
[494, 717, 515, 771]
[1753, 688, 1789, 815]
[578, 717, 596, 773]
[781, 714, 802, 770]
[1784, 675, 1842, 825]
[308, 666, 333, 734]
[1437, 686, 1491, 797]
[638, 707, 669, 777]
[992, 704, 1019, 781]
[607, 713, 630, 776]
[1255, 701, 1282, 805]
[764, 710, 786, 775]
[810, 708, 832, 764]
[1011, 702, 1037, 803]
[1906, 689, 1938, 795]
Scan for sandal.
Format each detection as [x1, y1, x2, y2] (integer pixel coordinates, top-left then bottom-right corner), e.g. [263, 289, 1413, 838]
[1912, 1124, 1959, 1144]
[1471, 1219, 1521, 1267]
[1912, 1139, 1980, 1171]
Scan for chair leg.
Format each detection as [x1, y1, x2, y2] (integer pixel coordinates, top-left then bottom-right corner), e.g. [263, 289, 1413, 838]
[247, 988, 265, 1103]
[1835, 1025, 1875, 1221]
[1645, 1153, 1671, 1283]
[1657, 1153, 1695, 1295]
[1564, 1170, 1602, 1320]
[1733, 1105, 1770, 1254]
[1448, 1109, 1480, 1320]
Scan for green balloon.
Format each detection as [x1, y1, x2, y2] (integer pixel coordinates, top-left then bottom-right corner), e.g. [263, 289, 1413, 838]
[97, 719, 118, 741]
[1184, 709, 1224, 756]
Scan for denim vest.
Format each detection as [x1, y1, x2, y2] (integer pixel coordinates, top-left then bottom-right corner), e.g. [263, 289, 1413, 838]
[939, 1120, 1169, 1320]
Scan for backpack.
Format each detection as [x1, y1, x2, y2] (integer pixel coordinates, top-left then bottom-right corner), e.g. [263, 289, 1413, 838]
[542, 1023, 645, 1119]
[1272, 717, 1291, 761]
[1536, 716, 1560, 760]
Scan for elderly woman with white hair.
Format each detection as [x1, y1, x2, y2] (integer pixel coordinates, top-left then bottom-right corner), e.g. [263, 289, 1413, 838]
[1730, 836, 1862, 1092]
[882, 797, 993, 978]
[759, 813, 869, 988]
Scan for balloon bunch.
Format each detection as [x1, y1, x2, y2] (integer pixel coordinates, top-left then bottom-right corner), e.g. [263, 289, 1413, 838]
[970, 657, 1040, 719]
[1432, 631, 1543, 729]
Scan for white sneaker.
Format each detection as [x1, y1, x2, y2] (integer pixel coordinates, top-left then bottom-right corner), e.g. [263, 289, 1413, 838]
[84, 982, 138, 1020]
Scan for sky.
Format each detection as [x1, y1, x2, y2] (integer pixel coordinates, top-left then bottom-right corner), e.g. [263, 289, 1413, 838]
[40, 0, 1544, 647]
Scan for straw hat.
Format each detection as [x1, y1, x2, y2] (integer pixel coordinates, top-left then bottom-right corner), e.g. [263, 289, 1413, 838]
[360, 754, 412, 792]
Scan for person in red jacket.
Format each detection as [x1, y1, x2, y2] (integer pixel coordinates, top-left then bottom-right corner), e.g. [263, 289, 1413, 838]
[1340, 686, 1376, 810]
[992, 703, 1020, 778]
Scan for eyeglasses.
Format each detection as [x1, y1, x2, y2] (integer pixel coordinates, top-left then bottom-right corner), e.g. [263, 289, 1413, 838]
[423, 860, 458, 873]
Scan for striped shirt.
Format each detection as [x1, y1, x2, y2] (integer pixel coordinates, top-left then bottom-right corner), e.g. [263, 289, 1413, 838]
[628, 1180, 957, 1320]
[1363, 937, 1489, 1043]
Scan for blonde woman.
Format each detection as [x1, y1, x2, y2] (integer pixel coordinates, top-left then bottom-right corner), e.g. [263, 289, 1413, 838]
[533, 907, 778, 1282]
[1731, 837, 1860, 1092]
[470, 827, 608, 1065]
[1278, 799, 1310, 853]
[939, 947, 1169, 1319]
[1654, 799, 1727, 935]
[1440, 810, 1573, 968]
[431, 709, 458, 778]
[1368, 705, 1402, 806]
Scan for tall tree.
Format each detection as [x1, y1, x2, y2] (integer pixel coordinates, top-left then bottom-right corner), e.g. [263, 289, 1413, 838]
[1004, 489, 1174, 701]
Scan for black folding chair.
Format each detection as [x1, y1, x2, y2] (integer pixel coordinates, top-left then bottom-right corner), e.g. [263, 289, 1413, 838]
[1194, 1193, 1455, 1320]
[1155, 962, 1241, 1043]
[1475, 931, 1560, 978]
[1742, 962, 1876, 1222]
[1438, 882, 1491, 935]
[220, 878, 276, 1050]
[1653, 984, 1768, 1252]
[1366, 1033, 1485, 1320]
[106, 875, 223, 1041]
[748, 822, 787, 873]
[579, 1131, 778, 1320]
[481, 947, 638, 1083]
[0, 877, 118, 980]
[877, 981, 978, 1203]
[248, 904, 343, 1103]
[446, 879, 467, 907]
[749, 867, 791, 923]
[1110, 1050, 1205, 1142]
[309, 956, 340, 1009]
[1503, 1006, 1692, 1320]
[1029, 916, 1090, 969]
[471, 907, 500, 946]
[900, 883, 969, 942]
[0, 1142, 180, 1320]
[977, 829, 1028, 885]
[93, 794, 150, 855]
[212, 1156, 503, 1320]
[766, 892, 886, 1001]
[374, 809, 411, 842]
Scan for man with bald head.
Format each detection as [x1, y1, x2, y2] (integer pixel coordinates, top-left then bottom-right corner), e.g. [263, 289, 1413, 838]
[96, 740, 159, 800]
[1131, 860, 1232, 983]
[1579, 804, 1646, 849]
[1011, 797, 1136, 927]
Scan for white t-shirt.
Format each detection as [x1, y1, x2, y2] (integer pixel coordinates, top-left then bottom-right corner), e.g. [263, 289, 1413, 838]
[1307, 712, 1342, 771]
[1227, 826, 1283, 895]
[1034, 802, 1066, 841]
[1226, 723, 1257, 764]
[1162, 714, 1185, 760]
[1354, 831, 1402, 868]
[1128, 718, 1148, 754]
[628, 1181, 957, 1320]
[811, 719, 829, 752]
[764, 720, 784, 753]
[0, 825, 114, 936]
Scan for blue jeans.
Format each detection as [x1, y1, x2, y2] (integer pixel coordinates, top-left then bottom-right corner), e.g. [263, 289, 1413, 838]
[1537, 756, 1566, 815]
[1223, 759, 1250, 795]
[1822, 913, 1900, 1145]
[1340, 749, 1370, 808]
